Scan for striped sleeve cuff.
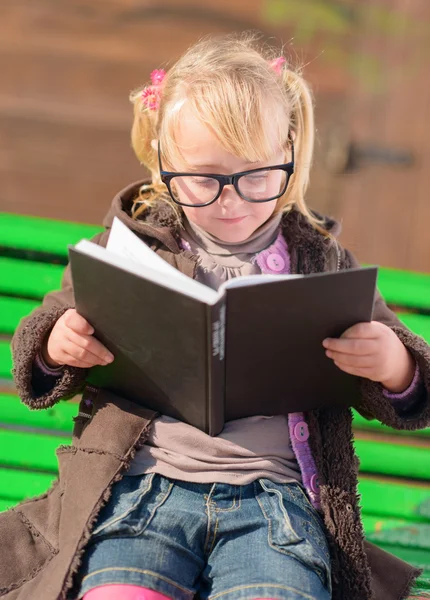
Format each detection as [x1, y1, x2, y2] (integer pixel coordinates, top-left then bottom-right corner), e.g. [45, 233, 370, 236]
[382, 361, 423, 412]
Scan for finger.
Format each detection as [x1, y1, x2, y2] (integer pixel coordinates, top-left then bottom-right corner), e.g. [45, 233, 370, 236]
[326, 351, 375, 368]
[65, 329, 114, 364]
[333, 360, 374, 378]
[340, 322, 379, 339]
[59, 348, 98, 368]
[64, 310, 94, 336]
[323, 337, 376, 356]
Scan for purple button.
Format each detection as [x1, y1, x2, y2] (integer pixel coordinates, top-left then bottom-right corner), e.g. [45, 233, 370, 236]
[310, 474, 320, 494]
[266, 253, 285, 272]
[293, 421, 309, 442]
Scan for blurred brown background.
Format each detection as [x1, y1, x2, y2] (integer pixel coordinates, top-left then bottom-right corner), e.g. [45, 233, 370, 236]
[1, 0, 429, 271]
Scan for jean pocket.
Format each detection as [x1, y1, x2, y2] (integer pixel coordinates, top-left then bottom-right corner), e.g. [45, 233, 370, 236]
[256, 479, 331, 593]
[91, 473, 173, 540]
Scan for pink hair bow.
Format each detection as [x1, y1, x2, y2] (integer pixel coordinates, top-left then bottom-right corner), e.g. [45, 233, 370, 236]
[269, 56, 286, 75]
[141, 69, 166, 111]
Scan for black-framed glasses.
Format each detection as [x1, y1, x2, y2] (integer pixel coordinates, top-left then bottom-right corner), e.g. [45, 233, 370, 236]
[158, 140, 295, 208]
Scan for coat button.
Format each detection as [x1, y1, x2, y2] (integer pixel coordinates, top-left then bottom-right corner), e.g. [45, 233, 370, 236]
[266, 253, 286, 272]
[310, 474, 320, 494]
[293, 421, 309, 442]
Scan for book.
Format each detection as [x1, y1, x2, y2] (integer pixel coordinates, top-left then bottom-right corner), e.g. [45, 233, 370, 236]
[68, 216, 378, 436]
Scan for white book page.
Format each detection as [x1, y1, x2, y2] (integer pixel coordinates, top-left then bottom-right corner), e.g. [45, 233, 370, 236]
[219, 272, 303, 293]
[107, 217, 186, 279]
[77, 216, 303, 305]
[74, 239, 219, 305]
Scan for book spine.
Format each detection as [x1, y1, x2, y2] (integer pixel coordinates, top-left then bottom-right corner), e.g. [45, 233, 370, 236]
[206, 297, 226, 436]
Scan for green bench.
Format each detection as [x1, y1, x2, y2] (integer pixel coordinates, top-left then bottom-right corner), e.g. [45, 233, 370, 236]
[1, 212, 429, 597]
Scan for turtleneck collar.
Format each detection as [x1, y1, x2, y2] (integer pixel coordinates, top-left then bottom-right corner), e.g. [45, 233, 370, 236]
[182, 210, 283, 259]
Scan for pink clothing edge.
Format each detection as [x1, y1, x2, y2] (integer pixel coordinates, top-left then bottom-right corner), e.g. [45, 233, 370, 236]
[82, 584, 172, 599]
[82, 585, 280, 600]
[382, 360, 421, 399]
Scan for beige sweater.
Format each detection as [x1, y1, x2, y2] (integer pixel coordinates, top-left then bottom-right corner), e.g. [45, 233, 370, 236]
[128, 213, 302, 485]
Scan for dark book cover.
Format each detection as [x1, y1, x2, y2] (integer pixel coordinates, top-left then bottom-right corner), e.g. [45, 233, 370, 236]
[69, 247, 226, 435]
[224, 268, 377, 421]
[69, 245, 377, 436]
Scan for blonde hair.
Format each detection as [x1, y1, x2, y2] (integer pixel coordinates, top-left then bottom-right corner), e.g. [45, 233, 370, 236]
[129, 31, 329, 236]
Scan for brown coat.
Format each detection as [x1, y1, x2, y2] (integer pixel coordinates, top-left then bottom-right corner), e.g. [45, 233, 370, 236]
[2, 180, 430, 600]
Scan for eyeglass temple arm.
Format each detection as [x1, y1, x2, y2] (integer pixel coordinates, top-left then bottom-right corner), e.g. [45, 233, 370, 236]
[157, 139, 163, 170]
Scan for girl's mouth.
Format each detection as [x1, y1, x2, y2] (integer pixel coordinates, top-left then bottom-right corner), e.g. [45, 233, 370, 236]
[217, 216, 246, 224]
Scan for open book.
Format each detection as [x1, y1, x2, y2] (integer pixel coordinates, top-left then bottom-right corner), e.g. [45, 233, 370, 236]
[68, 216, 377, 436]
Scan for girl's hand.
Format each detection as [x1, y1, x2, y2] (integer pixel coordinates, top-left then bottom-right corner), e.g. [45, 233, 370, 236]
[322, 321, 416, 393]
[41, 308, 115, 369]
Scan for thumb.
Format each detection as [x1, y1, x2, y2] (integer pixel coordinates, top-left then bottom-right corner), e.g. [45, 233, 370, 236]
[340, 322, 375, 339]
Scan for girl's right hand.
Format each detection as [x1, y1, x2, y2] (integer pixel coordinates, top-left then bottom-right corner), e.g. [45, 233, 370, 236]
[41, 308, 115, 369]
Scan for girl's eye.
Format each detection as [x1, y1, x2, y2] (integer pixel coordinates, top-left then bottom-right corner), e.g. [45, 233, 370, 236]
[191, 177, 217, 186]
[246, 174, 268, 181]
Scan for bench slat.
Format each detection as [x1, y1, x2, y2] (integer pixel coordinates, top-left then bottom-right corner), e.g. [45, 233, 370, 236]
[0, 297, 40, 335]
[362, 515, 430, 550]
[355, 437, 430, 480]
[0, 341, 12, 380]
[359, 476, 430, 521]
[0, 257, 65, 299]
[0, 467, 56, 502]
[0, 213, 102, 256]
[0, 429, 70, 472]
[0, 499, 13, 512]
[0, 394, 77, 432]
[398, 313, 430, 345]
[352, 410, 430, 437]
[377, 268, 430, 311]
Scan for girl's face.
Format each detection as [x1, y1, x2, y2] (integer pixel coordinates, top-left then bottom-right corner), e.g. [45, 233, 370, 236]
[158, 106, 288, 243]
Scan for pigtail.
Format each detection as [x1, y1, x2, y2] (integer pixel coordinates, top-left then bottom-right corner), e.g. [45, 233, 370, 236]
[129, 88, 159, 175]
[280, 68, 331, 238]
[128, 85, 180, 222]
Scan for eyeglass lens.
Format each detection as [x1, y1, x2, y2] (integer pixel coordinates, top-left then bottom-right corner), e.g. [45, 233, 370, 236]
[169, 168, 288, 206]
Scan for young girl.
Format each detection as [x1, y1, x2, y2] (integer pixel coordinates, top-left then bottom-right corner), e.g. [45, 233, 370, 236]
[5, 32, 430, 600]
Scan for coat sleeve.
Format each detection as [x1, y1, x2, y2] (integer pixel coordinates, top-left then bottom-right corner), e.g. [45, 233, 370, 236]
[11, 230, 110, 409]
[340, 245, 430, 430]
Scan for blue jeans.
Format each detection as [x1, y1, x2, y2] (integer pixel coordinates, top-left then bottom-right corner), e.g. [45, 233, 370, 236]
[72, 473, 332, 600]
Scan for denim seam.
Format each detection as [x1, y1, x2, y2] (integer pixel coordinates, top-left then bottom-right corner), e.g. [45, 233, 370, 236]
[203, 484, 217, 555]
[258, 480, 302, 542]
[92, 477, 175, 540]
[254, 482, 329, 590]
[92, 473, 155, 537]
[214, 487, 242, 513]
[139, 481, 175, 537]
[208, 516, 219, 556]
[81, 567, 194, 595]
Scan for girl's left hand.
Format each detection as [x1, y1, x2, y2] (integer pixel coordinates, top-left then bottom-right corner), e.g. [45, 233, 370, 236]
[322, 321, 416, 393]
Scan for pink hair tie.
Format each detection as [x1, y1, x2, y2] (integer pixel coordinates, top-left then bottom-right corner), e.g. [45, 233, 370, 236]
[141, 68, 166, 111]
[269, 56, 286, 75]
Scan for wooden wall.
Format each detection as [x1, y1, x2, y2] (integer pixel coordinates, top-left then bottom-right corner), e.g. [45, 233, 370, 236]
[314, 0, 430, 273]
[1, 0, 429, 271]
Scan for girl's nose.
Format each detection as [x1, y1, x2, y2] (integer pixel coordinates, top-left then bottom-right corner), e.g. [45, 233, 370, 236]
[217, 184, 245, 207]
